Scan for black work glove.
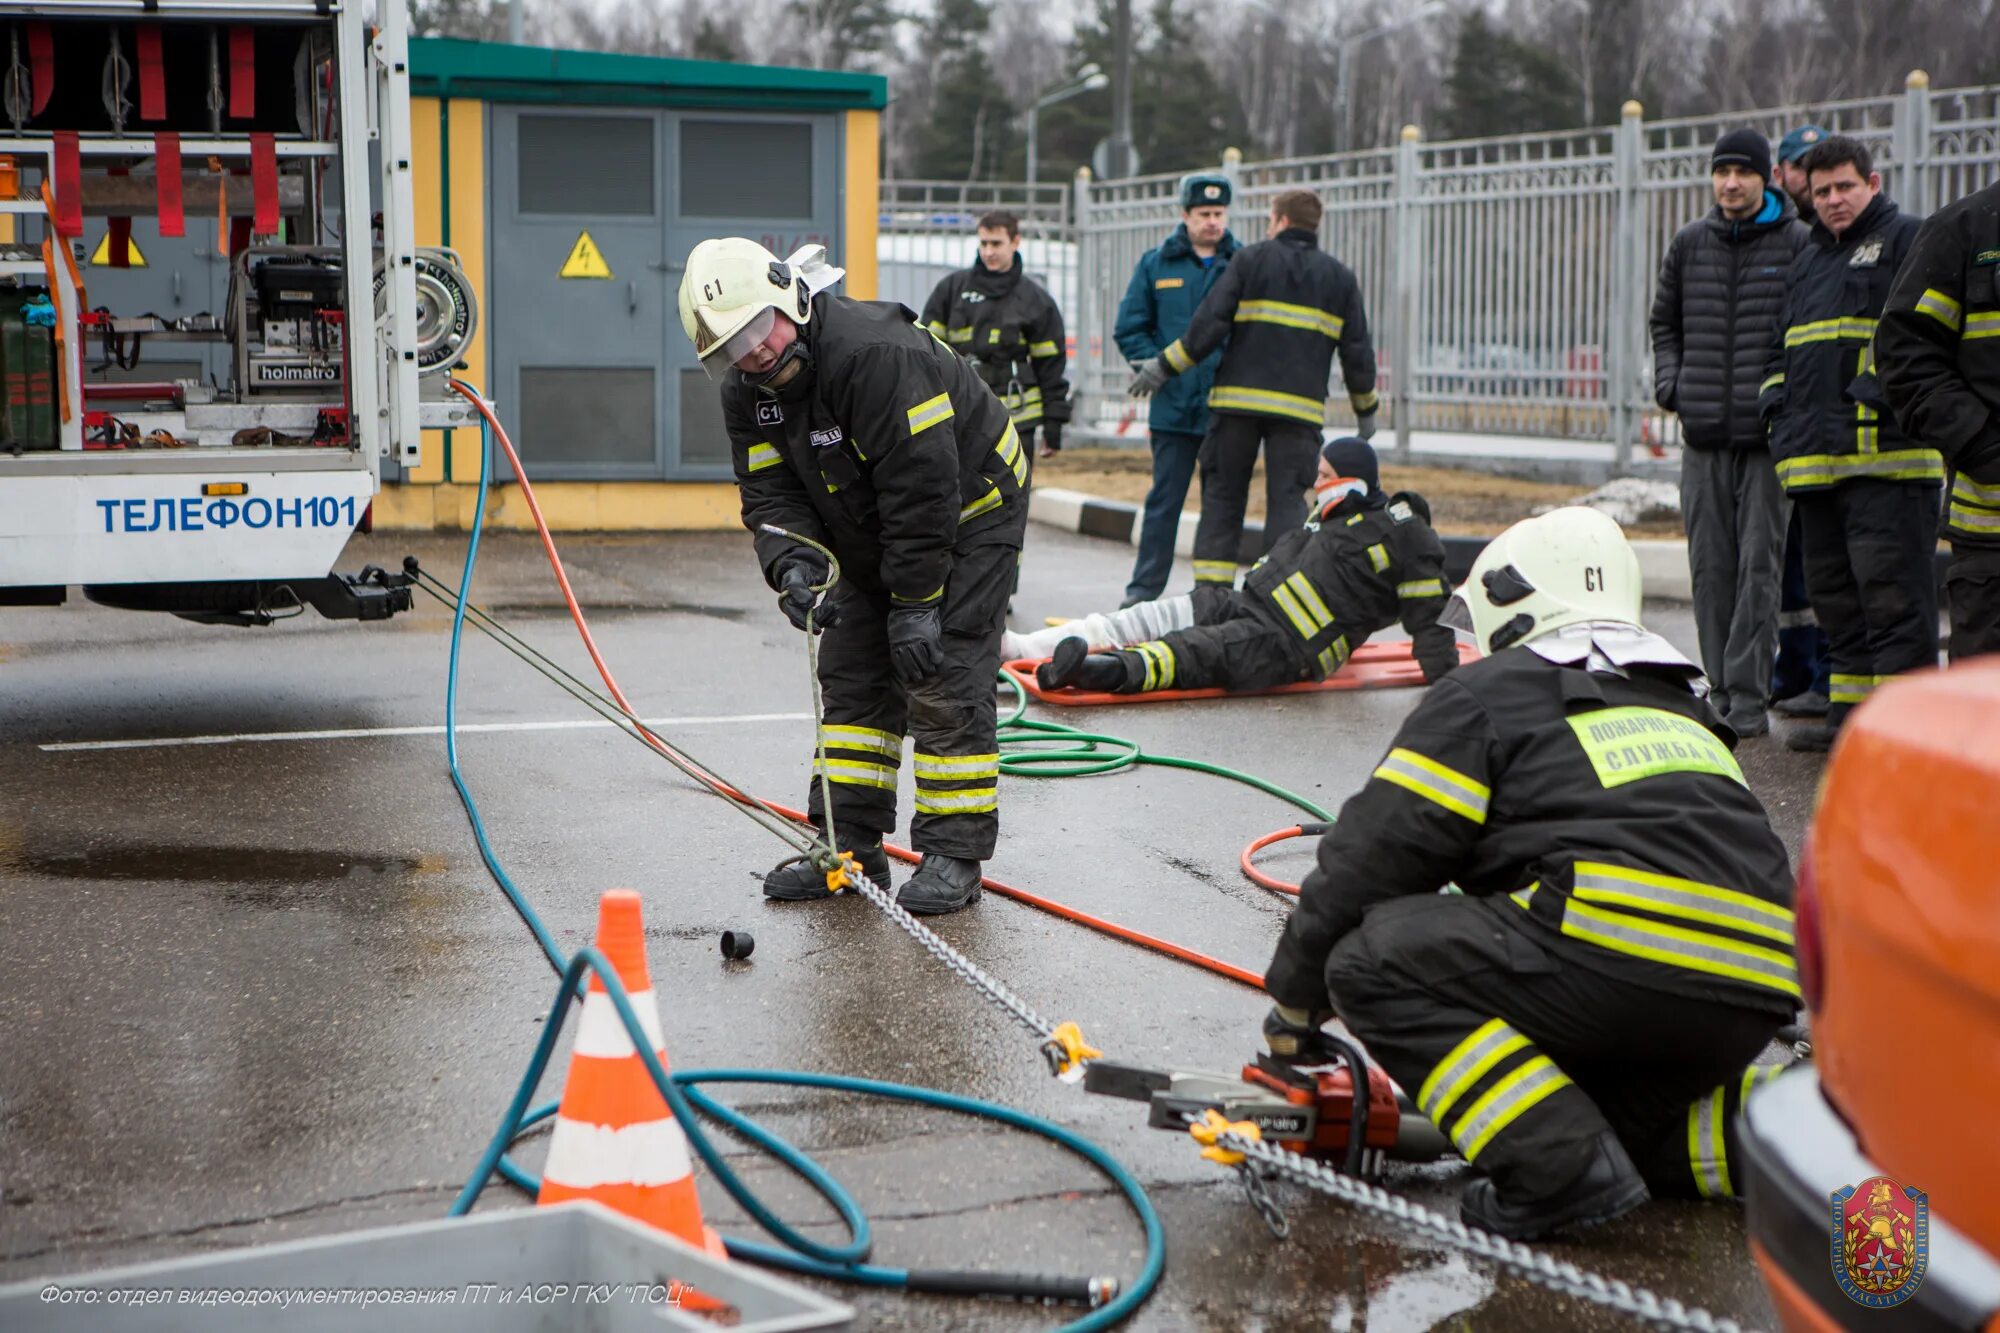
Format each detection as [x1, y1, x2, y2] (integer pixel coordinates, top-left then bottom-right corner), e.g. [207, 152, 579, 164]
[1262, 1004, 1340, 1065]
[777, 560, 837, 633]
[1355, 411, 1378, 442]
[1039, 422, 1063, 458]
[886, 605, 945, 684]
[1127, 357, 1171, 397]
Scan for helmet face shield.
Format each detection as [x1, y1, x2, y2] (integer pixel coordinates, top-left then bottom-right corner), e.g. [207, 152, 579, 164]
[699, 306, 778, 380]
[1440, 592, 1476, 637]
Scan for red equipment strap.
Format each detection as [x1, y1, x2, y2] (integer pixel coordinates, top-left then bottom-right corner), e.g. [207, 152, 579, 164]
[52, 130, 82, 237]
[107, 216, 132, 268]
[228, 27, 255, 119]
[249, 133, 278, 234]
[137, 26, 166, 121]
[26, 23, 52, 116]
[229, 216, 251, 259]
[155, 132, 184, 237]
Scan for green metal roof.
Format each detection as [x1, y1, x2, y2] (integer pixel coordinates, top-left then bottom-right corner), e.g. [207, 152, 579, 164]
[409, 38, 887, 112]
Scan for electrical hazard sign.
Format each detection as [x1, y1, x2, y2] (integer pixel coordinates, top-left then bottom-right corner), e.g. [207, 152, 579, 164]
[89, 233, 148, 267]
[559, 231, 613, 280]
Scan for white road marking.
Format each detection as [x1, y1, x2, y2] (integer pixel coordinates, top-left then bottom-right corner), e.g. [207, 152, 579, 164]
[37, 712, 811, 753]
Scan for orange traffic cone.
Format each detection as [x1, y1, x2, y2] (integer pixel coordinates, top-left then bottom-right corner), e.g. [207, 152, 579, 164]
[539, 890, 727, 1276]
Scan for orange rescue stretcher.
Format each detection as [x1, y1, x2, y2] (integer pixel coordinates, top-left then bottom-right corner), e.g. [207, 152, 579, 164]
[1003, 640, 1480, 706]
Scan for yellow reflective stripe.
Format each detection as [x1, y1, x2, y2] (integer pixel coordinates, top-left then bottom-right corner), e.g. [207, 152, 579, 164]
[960, 486, 1003, 523]
[1949, 503, 2000, 532]
[1366, 543, 1389, 573]
[926, 319, 948, 339]
[1194, 559, 1238, 585]
[1028, 339, 1060, 359]
[1687, 1086, 1732, 1199]
[1267, 583, 1321, 640]
[1207, 384, 1325, 424]
[1130, 640, 1176, 690]
[1759, 373, 1785, 394]
[812, 758, 899, 790]
[1453, 1056, 1573, 1161]
[1914, 287, 1963, 331]
[745, 442, 781, 473]
[1372, 747, 1490, 823]
[1571, 862, 1793, 945]
[1774, 449, 1944, 487]
[1003, 386, 1046, 405]
[914, 787, 998, 814]
[1235, 299, 1344, 338]
[906, 392, 955, 436]
[1784, 316, 1877, 347]
[1510, 882, 1538, 909]
[1350, 389, 1380, 414]
[1829, 672, 1881, 705]
[1162, 339, 1195, 373]
[993, 421, 1028, 485]
[1739, 1062, 1783, 1106]
[1952, 473, 2000, 507]
[821, 724, 901, 758]
[913, 752, 999, 780]
[1398, 578, 1446, 599]
[1558, 899, 1801, 998]
[1314, 636, 1350, 676]
[1282, 571, 1334, 630]
[1417, 1019, 1530, 1125]
[1967, 312, 2000, 340]
[946, 326, 974, 343]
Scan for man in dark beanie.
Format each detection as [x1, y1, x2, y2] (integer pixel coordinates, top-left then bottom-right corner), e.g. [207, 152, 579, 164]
[1020, 437, 1460, 695]
[1650, 127, 1808, 736]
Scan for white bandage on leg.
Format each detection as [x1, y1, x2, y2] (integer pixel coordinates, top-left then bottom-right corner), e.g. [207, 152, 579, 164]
[1001, 594, 1196, 659]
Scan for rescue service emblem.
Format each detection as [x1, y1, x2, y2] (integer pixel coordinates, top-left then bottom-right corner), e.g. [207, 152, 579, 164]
[1831, 1175, 1929, 1307]
[756, 402, 784, 426]
[1849, 240, 1884, 268]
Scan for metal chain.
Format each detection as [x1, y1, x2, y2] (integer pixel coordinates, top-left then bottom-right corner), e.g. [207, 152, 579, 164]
[1237, 1163, 1291, 1240]
[1216, 1130, 1756, 1333]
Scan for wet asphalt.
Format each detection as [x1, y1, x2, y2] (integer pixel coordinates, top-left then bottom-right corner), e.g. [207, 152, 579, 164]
[0, 524, 1828, 1330]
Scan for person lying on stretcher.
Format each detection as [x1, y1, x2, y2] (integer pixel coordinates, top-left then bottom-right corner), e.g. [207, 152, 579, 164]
[1014, 438, 1462, 695]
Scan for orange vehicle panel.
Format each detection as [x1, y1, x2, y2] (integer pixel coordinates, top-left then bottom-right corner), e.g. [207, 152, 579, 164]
[1810, 660, 2000, 1255]
[1750, 1239, 1848, 1333]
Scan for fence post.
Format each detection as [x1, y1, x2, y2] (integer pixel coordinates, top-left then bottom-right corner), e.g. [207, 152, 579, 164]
[1897, 69, 1933, 216]
[1391, 124, 1421, 466]
[1073, 166, 1098, 418]
[1609, 100, 1644, 473]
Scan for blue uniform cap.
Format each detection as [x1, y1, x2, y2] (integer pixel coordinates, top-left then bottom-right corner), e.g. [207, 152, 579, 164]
[1777, 125, 1828, 164]
[1178, 173, 1232, 210]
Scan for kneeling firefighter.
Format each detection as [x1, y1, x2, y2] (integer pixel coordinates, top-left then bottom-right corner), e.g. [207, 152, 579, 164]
[680, 238, 1030, 915]
[1261, 508, 1798, 1238]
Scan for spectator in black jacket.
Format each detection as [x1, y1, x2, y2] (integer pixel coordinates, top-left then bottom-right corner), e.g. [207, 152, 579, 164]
[1650, 128, 1809, 737]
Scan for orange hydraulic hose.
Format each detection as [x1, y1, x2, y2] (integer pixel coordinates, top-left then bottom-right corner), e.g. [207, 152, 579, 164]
[1241, 826, 1320, 896]
[446, 382, 1268, 993]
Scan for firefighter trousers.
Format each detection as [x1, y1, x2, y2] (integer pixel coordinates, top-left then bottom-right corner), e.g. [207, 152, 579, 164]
[1324, 893, 1788, 1205]
[1795, 479, 1940, 726]
[1945, 545, 2000, 662]
[805, 539, 1016, 861]
[1190, 413, 1323, 586]
[1106, 589, 1312, 693]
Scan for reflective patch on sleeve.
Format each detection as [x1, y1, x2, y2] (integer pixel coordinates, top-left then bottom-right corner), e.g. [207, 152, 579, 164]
[745, 442, 781, 473]
[1372, 746, 1490, 823]
[906, 392, 955, 436]
[1397, 578, 1446, 599]
[1913, 287, 1963, 332]
[1565, 706, 1746, 788]
[1028, 339, 1060, 359]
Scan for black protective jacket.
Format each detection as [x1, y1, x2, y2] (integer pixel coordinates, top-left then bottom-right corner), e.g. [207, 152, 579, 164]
[1759, 194, 1938, 493]
[919, 254, 1071, 433]
[1877, 180, 2000, 547]
[1265, 644, 1798, 1018]
[1650, 190, 1808, 449]
[723, 293, 1028, 607]
[1244, 489, 1458, 682]
[1163, 227, 1377, 427]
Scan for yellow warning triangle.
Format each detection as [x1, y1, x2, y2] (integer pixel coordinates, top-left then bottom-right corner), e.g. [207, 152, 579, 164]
[89, 233, 148, 267]
[559, 230, 613, 280]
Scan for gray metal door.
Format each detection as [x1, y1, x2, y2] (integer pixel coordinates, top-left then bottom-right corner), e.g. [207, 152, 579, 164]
[664, 113, 840, 480]
[75, 220, 227, 390]
[490, 106, 668, 480]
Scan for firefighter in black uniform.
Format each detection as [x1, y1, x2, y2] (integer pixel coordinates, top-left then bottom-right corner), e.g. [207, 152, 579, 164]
[1876, 178, 2000, 661]
[1262, 507, 1798, 1239]
[1128, 187, 1377, 590]
[1758, 135, 1938, 752]
[681, 238, 1029, 916]
[1033, 438, 1459, 694]
[919, 209, 1072, 458]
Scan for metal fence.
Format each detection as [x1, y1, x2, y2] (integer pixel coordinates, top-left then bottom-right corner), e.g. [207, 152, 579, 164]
[880, 74, 2000, 471]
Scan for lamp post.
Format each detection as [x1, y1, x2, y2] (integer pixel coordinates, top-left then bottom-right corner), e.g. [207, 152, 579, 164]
[1333, 1, 1443, 151]
[1026, 65, 1110, 193]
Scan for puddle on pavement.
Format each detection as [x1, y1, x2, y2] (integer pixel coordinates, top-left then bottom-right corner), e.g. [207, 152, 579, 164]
[0, 843, 455, 908]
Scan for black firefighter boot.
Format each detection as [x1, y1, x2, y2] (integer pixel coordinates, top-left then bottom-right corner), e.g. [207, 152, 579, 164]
[763, 833, 892, 902]
[1036, 637, 1131, 693]
[896, 854, 983, 916]
[1460, 1131, 1650, 1241]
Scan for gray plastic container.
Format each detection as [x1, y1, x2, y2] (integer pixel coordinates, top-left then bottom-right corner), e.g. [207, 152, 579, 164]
[0, 1202, 851, 1331]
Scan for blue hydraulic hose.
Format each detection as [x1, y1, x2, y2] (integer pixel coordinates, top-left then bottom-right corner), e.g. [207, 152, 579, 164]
[436, 382, 1165, 1328]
